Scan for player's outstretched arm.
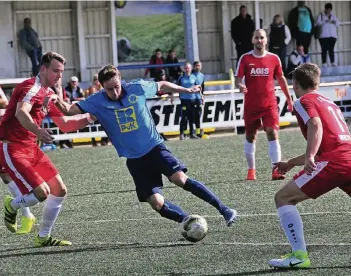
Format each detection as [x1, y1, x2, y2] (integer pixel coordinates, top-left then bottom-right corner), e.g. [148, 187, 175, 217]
[51, 114, 95, 133]
[305, 117, 323, 174]
[277, 76, 294, 112]
[47, 94, 82, 116]
[157, 81, 201, 94]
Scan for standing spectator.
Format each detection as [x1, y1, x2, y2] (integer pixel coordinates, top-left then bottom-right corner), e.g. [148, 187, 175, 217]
[288, 1, 314, 54]
[231, 5, 255, 64]
[165, 49, 182, 83]
[268, 14, 291, 74]
[65, 76, 85, 102]
[144, 49, 165, 79]
[316, 3, 340, 67]
[192, 61, 205, 138]
[287, 45, 311, 75]
[178, 62, 199, 140]
[19, 18, 42, 77]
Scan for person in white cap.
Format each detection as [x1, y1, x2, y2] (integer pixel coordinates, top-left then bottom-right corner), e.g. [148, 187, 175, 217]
[65, 76, 84, 102]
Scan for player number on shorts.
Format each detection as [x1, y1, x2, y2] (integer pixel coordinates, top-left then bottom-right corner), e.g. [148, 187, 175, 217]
[328, 105, 348, 133]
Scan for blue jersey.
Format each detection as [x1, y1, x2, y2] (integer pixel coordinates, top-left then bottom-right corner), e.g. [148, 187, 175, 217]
[76, 79, 163, 158]
[192, 72, 204, 100]
[177, 74, 198, 100]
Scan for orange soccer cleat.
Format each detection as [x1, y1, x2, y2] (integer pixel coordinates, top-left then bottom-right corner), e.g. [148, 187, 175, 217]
[272, 167, 286, 180]
[246, 168, 257, 180]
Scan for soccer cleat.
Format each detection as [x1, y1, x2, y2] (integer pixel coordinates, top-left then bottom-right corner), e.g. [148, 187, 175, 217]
[222, 208, 238, 227]
[4, 195, 18, 233]
[190, 134, 199, 139]
[246, 169, 257, 180]
[272, 168, 286, 180]
[268, 250, 311, 269]
[180, 134, 185, 141]
[16, 216, 36, 235]
[34, 235, 72, 247]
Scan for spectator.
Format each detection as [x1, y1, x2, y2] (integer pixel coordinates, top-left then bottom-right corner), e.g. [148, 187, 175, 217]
[165, 49, 182, 83]
[287, 44, 311, 76]
[288, 1, 314, 54]
[51, 79, 74, 149]
[85, 74, 103, 98]
[231, 5, 255, 64]
[65, 76, 85, 102]
[268, 14, 291, 74]
[19, 18, 42, 77]
[192, 61, 205, 138]
[316, 3, 340, 67]
[144, 49, 165, 79]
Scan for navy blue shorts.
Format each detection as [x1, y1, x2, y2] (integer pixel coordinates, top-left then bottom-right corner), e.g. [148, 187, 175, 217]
[126, 143, 187, 202]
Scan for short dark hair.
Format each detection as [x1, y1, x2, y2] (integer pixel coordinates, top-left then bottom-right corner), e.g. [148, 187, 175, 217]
[239, 5, 246, 10]
[193, 61, 201, 66]
[24, 18, 31, 23]
[292, 63, 320, 90]
[155, 48, 162, 53]
[325, 3, 332, 10]
[40, 52, 66, 67]
[98, 65, 121, 87]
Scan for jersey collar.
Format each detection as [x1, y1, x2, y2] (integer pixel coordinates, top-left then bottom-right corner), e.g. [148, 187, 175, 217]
[251, 50, 267, 58]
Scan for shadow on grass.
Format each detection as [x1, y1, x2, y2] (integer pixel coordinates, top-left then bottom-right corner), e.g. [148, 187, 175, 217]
[0, 242, 194, 259]
[69, 182, 226, 198]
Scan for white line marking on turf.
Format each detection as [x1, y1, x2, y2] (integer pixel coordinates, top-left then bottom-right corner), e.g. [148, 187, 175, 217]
[1, 241, 351, 248]
[0, 211, 349, 229]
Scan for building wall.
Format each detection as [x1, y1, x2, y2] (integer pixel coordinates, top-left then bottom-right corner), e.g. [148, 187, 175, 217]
[196, 1, 351, 74]
[82, 1, 113, 82]
[14, 1, 77, 83]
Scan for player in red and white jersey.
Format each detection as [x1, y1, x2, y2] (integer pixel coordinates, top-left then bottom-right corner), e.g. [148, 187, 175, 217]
[235, 29, 294, 181]
[268, 63, 351, 269]
[0, 86, 36, 234]
[0, 52, 94, 247]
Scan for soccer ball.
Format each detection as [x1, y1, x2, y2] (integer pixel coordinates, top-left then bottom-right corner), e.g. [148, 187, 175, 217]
[180, 215, 208, 243]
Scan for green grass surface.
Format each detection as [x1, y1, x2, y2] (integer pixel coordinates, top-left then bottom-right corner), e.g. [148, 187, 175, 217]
[0, 130, 350, 275]
[116, 14, 185, 61]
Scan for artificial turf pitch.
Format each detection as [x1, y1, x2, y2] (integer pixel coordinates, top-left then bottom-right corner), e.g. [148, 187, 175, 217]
[0, 129, 350, 275]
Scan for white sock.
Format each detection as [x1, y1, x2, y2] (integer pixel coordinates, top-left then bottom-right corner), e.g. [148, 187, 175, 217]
[278, 205, 307, 252]
[39, 195, 65, 237]
[244, 140, 256, 169]
[8, 181, 34, 218]
[11, 192, 40, 210]
[269, 140, 281, 166]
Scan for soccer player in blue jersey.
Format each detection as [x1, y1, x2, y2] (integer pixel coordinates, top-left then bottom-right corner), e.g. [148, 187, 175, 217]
[192, 61, 205, 138]
[48, 65, 237, 230]
[178, 62, 200, 140]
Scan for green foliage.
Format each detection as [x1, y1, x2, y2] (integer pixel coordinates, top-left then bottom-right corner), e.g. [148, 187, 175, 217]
[116, 14, 185, 62]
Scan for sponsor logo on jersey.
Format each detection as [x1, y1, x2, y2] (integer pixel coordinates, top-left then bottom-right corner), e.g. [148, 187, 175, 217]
[250, 67, 269, 76]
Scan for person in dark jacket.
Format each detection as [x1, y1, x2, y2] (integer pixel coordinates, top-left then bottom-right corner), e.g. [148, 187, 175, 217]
[231, 5, 255, 64]
[288, 1, 314, 54]
[19, 18, 42, 77]
[144, 49, 166, 79]
[268, 14, 292, 74]
[65, 76, 85, 102]
[165, 49, 182, 83]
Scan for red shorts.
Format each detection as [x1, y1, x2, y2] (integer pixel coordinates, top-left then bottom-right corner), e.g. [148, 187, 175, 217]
[293, 160, 351, 199]
[0, 143, 58, 195]
[244, 108, 279, 136]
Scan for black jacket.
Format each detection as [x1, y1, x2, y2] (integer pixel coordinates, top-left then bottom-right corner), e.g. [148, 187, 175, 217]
[231, 14, 255, 46]
[165, 56, 182, 81]
[288, 6, 314, 38]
